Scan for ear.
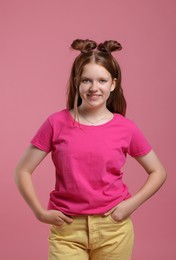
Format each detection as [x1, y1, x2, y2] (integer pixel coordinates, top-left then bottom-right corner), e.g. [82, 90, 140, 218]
[110, 78, 116, 92]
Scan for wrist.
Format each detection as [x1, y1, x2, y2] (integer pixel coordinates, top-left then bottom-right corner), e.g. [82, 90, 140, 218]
[128, 194, 144, 211]
[34, 208, 46, 222]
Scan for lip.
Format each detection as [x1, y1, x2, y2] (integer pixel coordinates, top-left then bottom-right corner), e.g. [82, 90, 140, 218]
[87, 94, 101, 100]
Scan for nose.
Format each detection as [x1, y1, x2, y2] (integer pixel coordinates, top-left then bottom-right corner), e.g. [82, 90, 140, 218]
[89, 81, 98, 92]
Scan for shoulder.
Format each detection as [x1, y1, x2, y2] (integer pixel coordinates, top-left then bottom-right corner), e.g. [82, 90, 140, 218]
[47, 109, 70, 125]
[114, 114, 152, 156]
[113, 114, 147, 140]
[114, 113, 137, 130]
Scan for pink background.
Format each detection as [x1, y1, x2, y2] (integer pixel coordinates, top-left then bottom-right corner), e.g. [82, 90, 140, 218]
[0, 0, 175, 259]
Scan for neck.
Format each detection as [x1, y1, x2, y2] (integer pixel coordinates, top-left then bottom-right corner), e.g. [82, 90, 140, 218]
[78, 105, 108, 118]
[77, 105, 112, 125]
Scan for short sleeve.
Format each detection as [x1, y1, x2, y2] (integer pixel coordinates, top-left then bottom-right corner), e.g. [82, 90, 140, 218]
[127, 123, 152, 157]
[31, 118, 53, 153]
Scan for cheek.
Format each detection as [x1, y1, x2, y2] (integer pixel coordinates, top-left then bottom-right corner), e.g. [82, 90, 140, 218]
[79, 85, 88, 95]
[104, 85, 114, 94]
[78, 88, 85, 100]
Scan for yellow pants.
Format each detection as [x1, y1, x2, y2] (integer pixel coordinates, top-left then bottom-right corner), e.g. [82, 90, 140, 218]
[48, 214, 134, 260]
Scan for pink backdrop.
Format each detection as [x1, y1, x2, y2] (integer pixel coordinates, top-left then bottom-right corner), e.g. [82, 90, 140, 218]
[0, 0, 175, 259]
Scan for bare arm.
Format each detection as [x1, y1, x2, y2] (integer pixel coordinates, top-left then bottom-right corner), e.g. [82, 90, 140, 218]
[14, 145, 73, 225]
[129, 150, 167, 206]
[105, 150, 167, 220]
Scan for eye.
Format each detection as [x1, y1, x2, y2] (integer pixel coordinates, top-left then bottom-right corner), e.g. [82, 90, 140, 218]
[81, 78, 91, 84]
[99, 79, 107, 83]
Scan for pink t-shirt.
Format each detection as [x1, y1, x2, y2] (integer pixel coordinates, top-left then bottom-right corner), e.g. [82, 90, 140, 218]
[31, 109, 152, 216]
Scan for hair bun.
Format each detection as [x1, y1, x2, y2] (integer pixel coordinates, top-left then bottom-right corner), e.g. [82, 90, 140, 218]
[71, 39, 97, 53]
[97, 40, 122, 53]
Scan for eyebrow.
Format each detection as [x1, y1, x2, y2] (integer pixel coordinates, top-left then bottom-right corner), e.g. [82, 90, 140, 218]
[81, 76, 109, 80]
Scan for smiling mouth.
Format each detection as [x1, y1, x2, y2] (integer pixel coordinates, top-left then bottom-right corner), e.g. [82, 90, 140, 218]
[87, 94, 101, 97]
[87, 94, 101, 99]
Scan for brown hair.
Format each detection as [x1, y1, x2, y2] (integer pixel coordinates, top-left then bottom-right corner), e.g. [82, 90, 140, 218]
[67, 39, 127, 116]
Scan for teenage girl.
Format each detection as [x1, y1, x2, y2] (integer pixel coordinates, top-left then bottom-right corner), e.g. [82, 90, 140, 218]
[14, 39, 167, 260]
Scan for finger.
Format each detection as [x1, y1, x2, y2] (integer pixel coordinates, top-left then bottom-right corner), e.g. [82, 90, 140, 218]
[104, 206, 118, 216]
[56, 217, 65, 225]
[58, 212, 73, 223]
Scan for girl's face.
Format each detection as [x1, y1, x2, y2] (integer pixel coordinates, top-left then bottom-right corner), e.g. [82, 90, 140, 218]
[78, 63, 116, 109]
